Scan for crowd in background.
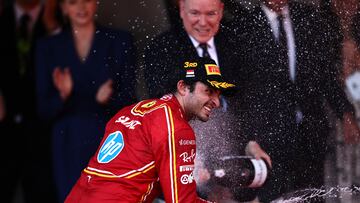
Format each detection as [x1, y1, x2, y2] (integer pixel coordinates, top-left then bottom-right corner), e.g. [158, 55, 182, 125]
[0, 0, 360, 202]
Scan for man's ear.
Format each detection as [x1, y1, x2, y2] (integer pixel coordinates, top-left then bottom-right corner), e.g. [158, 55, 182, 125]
[219, 1, 224, 19]
[179, 0, 185, 19]
[177, 80, 189, 96]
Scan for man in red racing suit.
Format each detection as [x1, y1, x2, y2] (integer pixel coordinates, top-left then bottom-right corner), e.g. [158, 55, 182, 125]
[65, 57, 235, 202]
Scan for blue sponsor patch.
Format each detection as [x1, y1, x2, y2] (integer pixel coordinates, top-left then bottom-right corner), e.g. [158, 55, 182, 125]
[97, 131, 124, 163]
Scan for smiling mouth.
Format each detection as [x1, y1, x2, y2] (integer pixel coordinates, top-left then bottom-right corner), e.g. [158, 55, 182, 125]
[204, 106, 212, 116]
[76, 12, 88, 18]
[196, 28, 210, 34]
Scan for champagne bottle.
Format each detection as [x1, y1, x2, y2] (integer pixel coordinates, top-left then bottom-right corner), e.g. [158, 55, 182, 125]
[209, 156, 269, 188]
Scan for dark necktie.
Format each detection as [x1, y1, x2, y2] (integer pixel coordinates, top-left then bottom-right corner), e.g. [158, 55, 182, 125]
[276, 14, 289, 66]
[17, 13, 31, 76]
[199, 43, 211, 58]
[19, 14, 30, 40]
[274, 14, 291, 83]
[277, 14, 287, 46]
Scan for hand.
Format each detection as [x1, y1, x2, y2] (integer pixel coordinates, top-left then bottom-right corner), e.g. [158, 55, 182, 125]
[194, 159, 211, 185]
[52, 67, 73, 100]
[245, 141, 272, 168]
[96, 79, 113, 105]
[0, 93, 6, 122]
[342, 112, 360, 144]
[196, 167, 211, 184]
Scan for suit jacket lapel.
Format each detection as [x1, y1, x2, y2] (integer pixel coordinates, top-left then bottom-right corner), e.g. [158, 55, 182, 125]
[254, 6, 278, 46]
[214, 33, 223, 67]
[177, 28, 199, 58]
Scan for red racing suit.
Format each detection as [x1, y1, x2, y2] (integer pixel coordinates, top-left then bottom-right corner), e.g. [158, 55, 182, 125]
[65, 94, 212, 203]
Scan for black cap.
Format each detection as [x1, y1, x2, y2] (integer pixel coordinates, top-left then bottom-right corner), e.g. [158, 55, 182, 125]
[179, 57, 235, 91]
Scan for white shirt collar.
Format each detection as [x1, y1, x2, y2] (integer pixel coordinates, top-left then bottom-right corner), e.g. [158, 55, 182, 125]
[14, 2, 42, 28]
[261, 3, 290, 22]
[187, 34, 219, 65]
[188, 34, 215, 49]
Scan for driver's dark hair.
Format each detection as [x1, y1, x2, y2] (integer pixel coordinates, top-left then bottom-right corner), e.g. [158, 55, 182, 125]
[169, 79, 197, 94]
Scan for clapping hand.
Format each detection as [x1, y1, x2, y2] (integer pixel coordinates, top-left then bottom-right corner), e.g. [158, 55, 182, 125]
[52, 67, 73, 100]
[96, 79, 113, 105]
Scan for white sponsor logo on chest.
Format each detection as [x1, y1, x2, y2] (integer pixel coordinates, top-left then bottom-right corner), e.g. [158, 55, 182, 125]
[180, 172, 194, 184]
[179, 139, 196, 145]
[179, 164, 195, 172]
[179, 149, 196, 163]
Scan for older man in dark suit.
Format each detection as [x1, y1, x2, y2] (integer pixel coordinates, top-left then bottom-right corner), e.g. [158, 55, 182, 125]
[144, 0, 240, 98]
[230, 0, 360, 202]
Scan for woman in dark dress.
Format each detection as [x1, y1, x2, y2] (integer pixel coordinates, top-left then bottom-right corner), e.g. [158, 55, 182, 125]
[36, 0, 137, 201]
